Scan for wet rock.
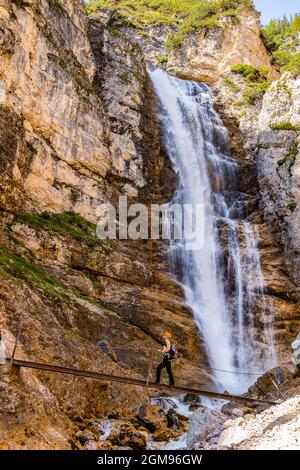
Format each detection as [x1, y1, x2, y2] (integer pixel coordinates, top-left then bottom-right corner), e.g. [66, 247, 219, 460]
[247, 367, 294, 399]
[136, 403, 168, 432]
[75, 430, 97, 446]
[221, 403, 250, 418]
[166, 408, 188, 430]
[108, 423, 148, 450]
[292, 333, 300, 364]
[94, 440, 113, 450]
[85, 423, 102, 439]
[151, 397, 177, 412]
[186, 406, 226, 449]
[183, 393, 201, 406]
[152, 427, 179, 442]
[83, 441, 98, 450]
[107, 412, 120, 420]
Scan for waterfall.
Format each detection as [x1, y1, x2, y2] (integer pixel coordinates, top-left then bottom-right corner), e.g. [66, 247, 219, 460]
[150, 69, 275, 394]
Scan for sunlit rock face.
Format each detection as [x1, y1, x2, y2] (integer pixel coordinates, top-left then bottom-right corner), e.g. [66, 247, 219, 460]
[0, 0, 162, 220]
[257, 74, 300, 286]
[119, 10, 277, 83]
[0, 1, 209, 450]
[0, 0, 299, 451]
[211, 74, 300, 364]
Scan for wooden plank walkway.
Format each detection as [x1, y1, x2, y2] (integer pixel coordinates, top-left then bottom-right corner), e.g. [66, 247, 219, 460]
[11, 359, 277, 406]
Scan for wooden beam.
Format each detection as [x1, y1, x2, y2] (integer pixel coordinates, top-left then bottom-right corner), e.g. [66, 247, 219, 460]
[12, 359, 277, 407]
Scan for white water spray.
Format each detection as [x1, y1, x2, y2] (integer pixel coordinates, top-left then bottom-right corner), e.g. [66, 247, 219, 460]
[150, 69, 275, 394]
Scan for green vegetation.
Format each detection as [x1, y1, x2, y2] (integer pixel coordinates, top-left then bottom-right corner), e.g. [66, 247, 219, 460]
[117, 71, 131, 83]
[261, 14, 300, 77]
[241, 81, 270, 104]
[13, 212, 100, 246]
[230, 64, 271, 104]
[271, 121, 300, 131]
[155, 55, 169, 65]
[276, 79, 293, 95]
[65, 329, 88, 342]
[48, 0, 61, 7]
[278, 139, 299, 167]
[11, 0, 31, 7]
[86, 0, 254, 48]
[230, 64, 268, 81]
[221, 74, 241, 93]
[287, 202, 297, 212]
[0, 245, 68, 298]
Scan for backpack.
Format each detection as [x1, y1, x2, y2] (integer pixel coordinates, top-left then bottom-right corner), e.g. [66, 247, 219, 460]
[169, 342, 179, 360]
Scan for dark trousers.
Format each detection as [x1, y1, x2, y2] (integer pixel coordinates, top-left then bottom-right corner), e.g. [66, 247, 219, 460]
[156, 355, 174, 385]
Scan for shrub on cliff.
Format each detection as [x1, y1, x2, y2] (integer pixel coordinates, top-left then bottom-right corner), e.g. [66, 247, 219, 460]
[86, 0, 255, 48]
[230, 64, 268, 81]
[13, 212, 101, 246]
[270, 121, 300, 131]
[230, 64, 271, 104]
[261, 14, 300, 77]
[270, 48, 300, 78]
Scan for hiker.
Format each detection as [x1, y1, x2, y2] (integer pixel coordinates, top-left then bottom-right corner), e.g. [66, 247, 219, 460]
[156, 331, 175, 386]
[0, 319, 7, 365]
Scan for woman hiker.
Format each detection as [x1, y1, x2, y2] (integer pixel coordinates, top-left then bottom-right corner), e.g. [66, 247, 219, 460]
[155, 331, 175, 386]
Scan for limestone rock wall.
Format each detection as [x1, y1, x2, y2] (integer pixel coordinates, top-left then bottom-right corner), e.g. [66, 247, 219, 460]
[167, 11, 278, 83]
[0, 0, 208, 450]
[257, 74, 300, 286]
[0, 0, 161, 220]
[0, 0, 299, 451]
[119, 10, 277, 83]
[0, 0, 108, 218]
[213, 74, 300, 361]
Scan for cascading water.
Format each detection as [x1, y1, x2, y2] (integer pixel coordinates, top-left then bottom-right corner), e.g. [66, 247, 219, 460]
[150, 69, 276, 394]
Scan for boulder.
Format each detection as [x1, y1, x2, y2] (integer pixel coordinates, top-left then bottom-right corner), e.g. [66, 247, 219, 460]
[108, 423, 148, 450]
[221, 403, 249, 417]
[291, 333, 300, 372]
[136, 403, 168, 432]
[186, 406, 226, 449]
[166, 408, 188, 430]
[218, 395, 300, 450]
[183, 393, 201, 406]
[247, 367, 294, 399]
[152, 427, 179, 442]
[75, 430, 97, 446]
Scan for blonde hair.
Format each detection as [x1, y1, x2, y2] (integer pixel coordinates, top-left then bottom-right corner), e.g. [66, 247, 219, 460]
[164, 331, 172, 339]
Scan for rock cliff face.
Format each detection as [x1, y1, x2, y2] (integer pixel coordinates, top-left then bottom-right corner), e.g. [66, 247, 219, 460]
[1, 0, 109, 217]
[117, 9, 277, 82]
[214, 73, 300, 362]
[257, 74, 300, 286]
[0, 0, 299, 450]
[0, 0, 208, 450]
[0, 0, 164, 218]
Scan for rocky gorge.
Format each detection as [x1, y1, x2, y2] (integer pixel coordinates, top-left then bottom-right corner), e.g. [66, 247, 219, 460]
[0, 0, 300, 450]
